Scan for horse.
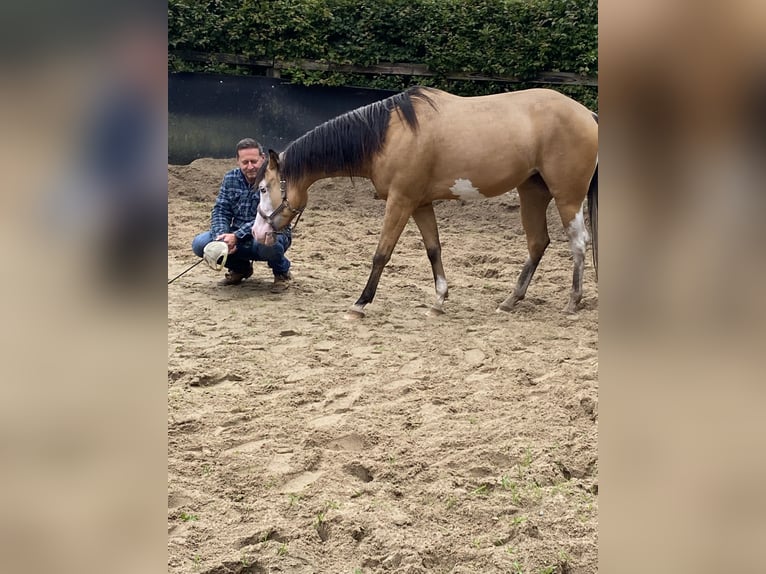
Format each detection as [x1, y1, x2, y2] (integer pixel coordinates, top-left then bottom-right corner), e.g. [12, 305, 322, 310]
[252, 86, 598, 319]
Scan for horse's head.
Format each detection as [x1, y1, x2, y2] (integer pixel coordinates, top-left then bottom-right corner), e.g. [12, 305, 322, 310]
[252, 150, 305, 246]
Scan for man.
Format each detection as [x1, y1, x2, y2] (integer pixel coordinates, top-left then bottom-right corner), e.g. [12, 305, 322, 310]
[191, 138, 292, 291]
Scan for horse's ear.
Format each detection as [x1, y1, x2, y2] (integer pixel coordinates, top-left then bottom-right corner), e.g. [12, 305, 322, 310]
[267, 149, 280, 170]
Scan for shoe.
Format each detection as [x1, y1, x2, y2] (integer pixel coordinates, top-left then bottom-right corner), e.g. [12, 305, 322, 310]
[270, 271, 292, 293]
[218, 267, 253, 286]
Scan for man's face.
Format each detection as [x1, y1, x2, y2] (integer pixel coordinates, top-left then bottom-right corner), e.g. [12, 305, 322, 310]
[237, 147, 265, 184]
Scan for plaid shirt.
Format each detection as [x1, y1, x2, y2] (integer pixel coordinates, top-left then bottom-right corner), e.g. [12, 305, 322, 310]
[210, 168, 291, 242]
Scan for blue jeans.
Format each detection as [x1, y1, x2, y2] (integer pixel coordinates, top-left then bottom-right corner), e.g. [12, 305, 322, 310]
[192, 231, 291, 276]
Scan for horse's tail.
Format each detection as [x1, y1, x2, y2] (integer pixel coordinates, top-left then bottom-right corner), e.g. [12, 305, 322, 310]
[588, 112, 598, 279]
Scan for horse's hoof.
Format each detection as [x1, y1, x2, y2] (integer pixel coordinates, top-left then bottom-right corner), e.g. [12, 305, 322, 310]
[427, 306, 445, 317]
[497, 296, 519, 313]
[345, 308, 365, 320]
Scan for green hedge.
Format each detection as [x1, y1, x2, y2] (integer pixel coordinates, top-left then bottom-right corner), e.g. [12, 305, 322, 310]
[169, 0, 597, 110]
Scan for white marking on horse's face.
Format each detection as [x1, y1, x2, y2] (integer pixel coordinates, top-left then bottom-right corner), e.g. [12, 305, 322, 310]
[567, 207, 589, 254]
[450, 178, 483, 199]
[252, 183, 276, 246]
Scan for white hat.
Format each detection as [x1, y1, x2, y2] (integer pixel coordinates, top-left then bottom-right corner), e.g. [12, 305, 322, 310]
[203, 241, 229, 271]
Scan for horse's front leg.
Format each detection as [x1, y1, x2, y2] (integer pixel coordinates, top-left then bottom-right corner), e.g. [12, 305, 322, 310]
[411, 203, 448, 316]
[346, 196, 415, 319]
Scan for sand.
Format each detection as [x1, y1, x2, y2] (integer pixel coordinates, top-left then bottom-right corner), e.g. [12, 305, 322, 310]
[168, 159, 598, 573]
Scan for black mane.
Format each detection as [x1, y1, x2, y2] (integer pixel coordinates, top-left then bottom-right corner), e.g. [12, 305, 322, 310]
[281, 86, 437, 183]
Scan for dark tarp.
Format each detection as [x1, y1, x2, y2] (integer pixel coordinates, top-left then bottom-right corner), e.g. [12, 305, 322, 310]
[169, 72, 397, 165]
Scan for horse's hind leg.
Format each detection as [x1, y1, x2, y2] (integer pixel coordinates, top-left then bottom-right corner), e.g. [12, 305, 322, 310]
[556, 197, 589, 314]
[411, 203, 448, 315]
[497, 176, 552, 313]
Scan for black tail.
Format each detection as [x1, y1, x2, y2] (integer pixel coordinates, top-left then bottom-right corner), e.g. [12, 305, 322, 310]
[588, 113, 598, 279]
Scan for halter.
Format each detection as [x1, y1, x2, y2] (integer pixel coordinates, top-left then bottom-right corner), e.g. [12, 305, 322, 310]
[257, 178, 305, 234]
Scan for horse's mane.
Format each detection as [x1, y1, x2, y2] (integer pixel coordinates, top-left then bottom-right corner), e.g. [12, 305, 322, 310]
[281, 86, 437, 183]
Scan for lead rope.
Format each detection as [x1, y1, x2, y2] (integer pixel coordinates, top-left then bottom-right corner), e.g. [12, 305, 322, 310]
[291, 208, 305, 231]
[168, 258, 204, 285]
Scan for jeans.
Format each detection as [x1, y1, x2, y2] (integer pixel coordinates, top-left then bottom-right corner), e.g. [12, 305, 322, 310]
[192, 231, 291, 276]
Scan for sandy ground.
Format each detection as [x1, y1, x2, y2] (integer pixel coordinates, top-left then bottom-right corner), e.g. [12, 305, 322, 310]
[168, 159, 598, 574]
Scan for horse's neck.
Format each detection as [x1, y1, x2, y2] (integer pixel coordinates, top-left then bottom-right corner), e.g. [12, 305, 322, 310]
[302, 165, 372, 189]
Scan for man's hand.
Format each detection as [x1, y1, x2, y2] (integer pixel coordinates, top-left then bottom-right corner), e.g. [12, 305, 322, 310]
[216, 233, 238, 254]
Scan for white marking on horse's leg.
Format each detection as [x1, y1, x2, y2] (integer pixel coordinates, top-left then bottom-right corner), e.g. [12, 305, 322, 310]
[430, 274, 448, 314]
[449, 178, 483, 199]
[564, 205, 588, 313]
[568, 208, 589, 252]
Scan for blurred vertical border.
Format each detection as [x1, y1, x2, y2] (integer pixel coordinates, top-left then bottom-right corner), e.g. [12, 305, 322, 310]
[600, 0, 766, 572]
[0, 1, 167, 573]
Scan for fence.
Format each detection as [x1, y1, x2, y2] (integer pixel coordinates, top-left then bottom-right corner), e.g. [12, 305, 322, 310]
[170, 50, 598, 87]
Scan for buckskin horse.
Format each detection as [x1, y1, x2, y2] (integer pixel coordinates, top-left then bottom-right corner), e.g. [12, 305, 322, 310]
[252, 86, 598, 319]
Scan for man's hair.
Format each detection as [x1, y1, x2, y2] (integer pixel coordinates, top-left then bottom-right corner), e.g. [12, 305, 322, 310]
[236, 138, 263, 157]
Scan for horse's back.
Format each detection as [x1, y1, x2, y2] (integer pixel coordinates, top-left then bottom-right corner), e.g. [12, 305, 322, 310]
[375, 88, 597, 200]
[427, 88, 595, 141]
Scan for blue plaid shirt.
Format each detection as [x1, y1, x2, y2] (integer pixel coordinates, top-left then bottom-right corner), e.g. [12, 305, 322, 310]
[210, 168, 291, 243]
